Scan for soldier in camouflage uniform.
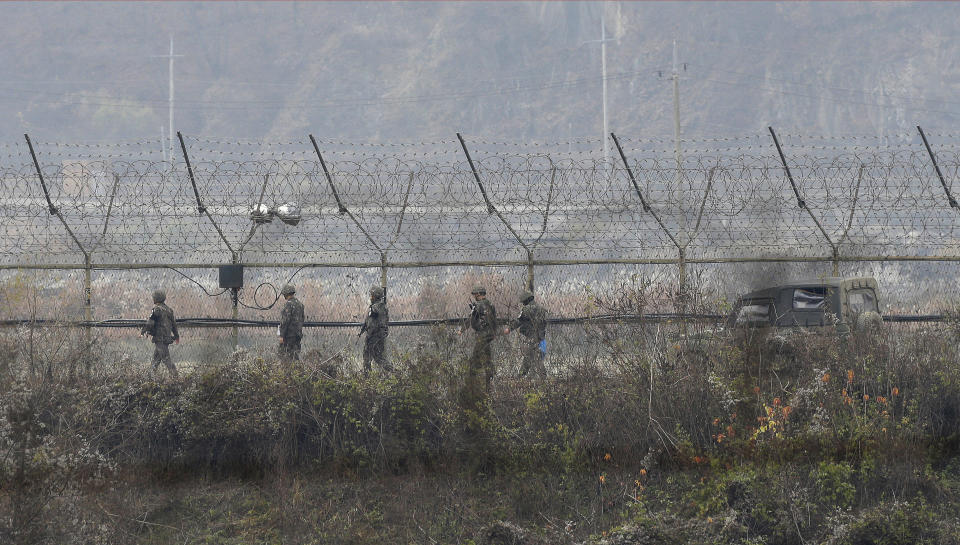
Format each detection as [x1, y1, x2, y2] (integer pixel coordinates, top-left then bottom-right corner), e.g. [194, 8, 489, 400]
[360, 285, 392, 373]
[278, 284, 305, 363]
[504, 290, 548, 378]
[460, 286, 498, 390]
[140, 289, 180, 378]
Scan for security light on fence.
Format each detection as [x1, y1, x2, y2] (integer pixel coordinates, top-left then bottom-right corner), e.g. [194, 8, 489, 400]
[274, 203, 301, 226]
[250, 203, 272, 224]
[249, 203, 301, 226]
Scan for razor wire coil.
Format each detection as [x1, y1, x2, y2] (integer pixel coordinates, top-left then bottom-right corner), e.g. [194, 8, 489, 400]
[3, 131, 960, 269]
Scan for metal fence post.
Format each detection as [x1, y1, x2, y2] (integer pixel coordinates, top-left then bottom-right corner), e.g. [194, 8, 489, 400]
[526, 250, 535, 292]
[917, 126, 960, 209]
[610, 132, 684, 311]
[678, 247, 687, 314]
[457, 133, 534, 295]
[84, 255, 92, 354]
[231, 256, 239, 348]
[380, 252, 388, 303]
[176, 132, 241, 347]
[24, 133, 92, 368]
[768, 127, 838, 275]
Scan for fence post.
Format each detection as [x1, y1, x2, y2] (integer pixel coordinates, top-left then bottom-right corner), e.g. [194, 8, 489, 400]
[231, 257, 239, 348]
[609, 133, 685, 312]
[456, 133, 496, 214]
[24, 133, 93, 368]
[678, 247, 686, 314]
[84, 255, 92, 356]
[382, 171, 417, 304]
[917, 126, 959, 209]
[380, 252, 388, 303]
[768, 127, 838, 275]
[308, 134, 383, 254]
[836, 164, 866, 278]
[529, 162, 557, 296]
[526, 250, 535, 292]
[176, 132, 241, 346]
[309, 134, 348, 215]
[456, 133, 534, 295]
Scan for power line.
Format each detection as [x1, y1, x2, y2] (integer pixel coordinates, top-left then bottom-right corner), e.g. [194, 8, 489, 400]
[0, 69, 652, 112]
[709, 66, 960, 109]
[701, 77, 960, 119]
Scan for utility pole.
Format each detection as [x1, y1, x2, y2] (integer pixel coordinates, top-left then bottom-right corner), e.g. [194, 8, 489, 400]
[160, 125, 167, 162]
[671, 40, 687, 312]
[672, 39, 682, 168]
[582, 12, 616, 165]
[152, 36, 183, 161]
[601, 17, 609, 165]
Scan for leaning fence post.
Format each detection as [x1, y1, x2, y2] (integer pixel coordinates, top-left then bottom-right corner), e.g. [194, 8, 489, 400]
[768, 127, 838, 275]
[309, 134, 348, 215]
[609, 133, 685, 313]
[382, 171, 417, 304]
[176, 132, 241, 346]
[456, 132, 534, 294]
[917, 126, 959, 209]
[176, 131, 206, 215]
[456, 133, 496, 214]
[24, 133, 93, 365]
[529, 161, 557, 296]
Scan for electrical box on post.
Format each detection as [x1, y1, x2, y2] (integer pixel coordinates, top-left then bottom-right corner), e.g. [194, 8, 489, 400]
[218, 265, 244, 289]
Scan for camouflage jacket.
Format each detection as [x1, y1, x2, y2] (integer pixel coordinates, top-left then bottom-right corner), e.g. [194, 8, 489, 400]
[142, 303, 179, 344]
[469, 299, 498, 340]
[279, 297, 305, 339]
[363, 299, 389, 339]
[510, 301, 547, 341]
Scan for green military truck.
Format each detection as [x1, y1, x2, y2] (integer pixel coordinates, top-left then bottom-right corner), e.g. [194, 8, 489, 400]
[727, 277, 882, 334]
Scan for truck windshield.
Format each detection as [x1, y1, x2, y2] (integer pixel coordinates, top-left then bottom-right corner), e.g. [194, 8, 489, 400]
[848, 289, 878, 314]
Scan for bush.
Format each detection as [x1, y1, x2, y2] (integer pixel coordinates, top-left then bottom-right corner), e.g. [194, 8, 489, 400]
[826, 500, 944, 545]
[2, 317, 960, 543]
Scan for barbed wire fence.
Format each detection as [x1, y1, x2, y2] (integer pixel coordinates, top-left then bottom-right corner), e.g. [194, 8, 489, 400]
[3, 127, 960, 363]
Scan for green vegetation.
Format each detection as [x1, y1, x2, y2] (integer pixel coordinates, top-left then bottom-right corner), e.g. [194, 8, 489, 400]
[2, 322, 960, 544]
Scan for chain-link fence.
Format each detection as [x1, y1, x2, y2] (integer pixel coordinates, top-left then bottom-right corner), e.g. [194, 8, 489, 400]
[3, 129, 960, 364]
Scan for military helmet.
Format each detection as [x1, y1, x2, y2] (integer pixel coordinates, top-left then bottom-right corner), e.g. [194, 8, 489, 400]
[470, 285, 486, 295]
[280, 284, 296, 296]
[520, 290, 534, 304]
[369, 286, 385, 299]
[152, 289, 166, 304]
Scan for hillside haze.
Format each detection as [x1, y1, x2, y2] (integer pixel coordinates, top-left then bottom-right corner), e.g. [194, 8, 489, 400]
[1, 2, 958, 144]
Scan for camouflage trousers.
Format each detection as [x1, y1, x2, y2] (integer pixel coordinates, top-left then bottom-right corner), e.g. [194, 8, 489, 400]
[518, 339, 546, 378]
[458, 335, 495, 421]
[279, 335, 302, 363]
[363, 335, 392, 373]
[468, 336, 495, 390]
[152, 342, 179, 378]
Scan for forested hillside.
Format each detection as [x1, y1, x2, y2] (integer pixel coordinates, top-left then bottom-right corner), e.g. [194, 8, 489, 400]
[1, 2, 958, 144]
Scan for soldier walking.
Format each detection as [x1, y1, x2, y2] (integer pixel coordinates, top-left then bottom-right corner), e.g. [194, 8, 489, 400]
[140, 289, 180, 379]
[460, 286, 498, 391]
[278, 284, 305, 363]
[360, 285, 392, 373]
[504, 290, 548, 378]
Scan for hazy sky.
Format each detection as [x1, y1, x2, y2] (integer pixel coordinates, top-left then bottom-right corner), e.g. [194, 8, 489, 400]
[1, 2, 957, 143]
